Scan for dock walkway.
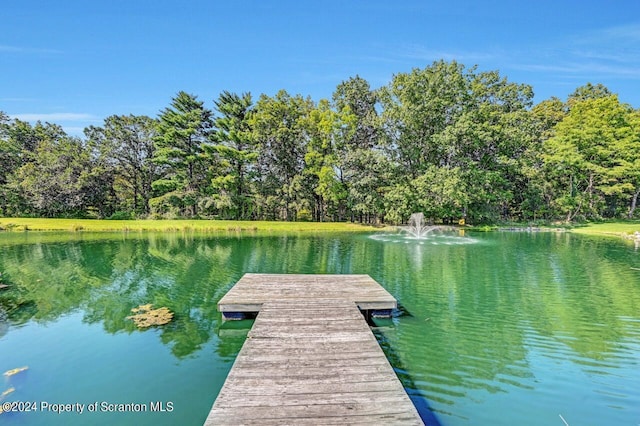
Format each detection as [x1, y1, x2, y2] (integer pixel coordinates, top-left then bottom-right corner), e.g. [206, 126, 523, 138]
[205, 274, 423, 425]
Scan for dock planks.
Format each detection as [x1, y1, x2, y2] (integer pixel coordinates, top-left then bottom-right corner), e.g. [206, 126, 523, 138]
[205, 274, 423, 425]
[217, 273, 398, 314]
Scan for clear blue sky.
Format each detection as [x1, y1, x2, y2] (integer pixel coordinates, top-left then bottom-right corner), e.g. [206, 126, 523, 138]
[2, 0, 639, 135]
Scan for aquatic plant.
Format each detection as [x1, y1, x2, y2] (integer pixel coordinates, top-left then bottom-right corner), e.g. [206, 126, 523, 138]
[1, 387, 15, 400]
[3, 366, 28, 377]
[126, 304, 174, 328]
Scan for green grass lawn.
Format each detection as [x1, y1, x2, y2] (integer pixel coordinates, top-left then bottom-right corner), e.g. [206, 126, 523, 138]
[0, 218, 386, 233]
[568, 221, 640, 238]
[1, 218, 638, 240]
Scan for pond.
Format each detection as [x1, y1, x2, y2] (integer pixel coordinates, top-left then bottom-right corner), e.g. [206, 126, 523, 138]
[0, 230, 638, 425]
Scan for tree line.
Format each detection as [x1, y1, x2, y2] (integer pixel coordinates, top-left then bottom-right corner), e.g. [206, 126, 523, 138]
[1, 60, 639, 224]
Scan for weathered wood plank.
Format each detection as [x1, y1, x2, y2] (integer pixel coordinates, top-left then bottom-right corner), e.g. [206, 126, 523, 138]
[236, 347, 383, 360]
[207, 403, 421, 422]
[250, 320, 369, 331]
[205, 274, 423, 426]
[206, 412, 423, 426]
[230, 358, 386, 377]
[234, 351, 384, 363]
[226, 365, 396, 380]
[217, 379, 404, 395]
[218, 373, 404, 390]
[221, 369, 402, 384]
[214, 391, 415, 408]
[217, 273, 397, 313]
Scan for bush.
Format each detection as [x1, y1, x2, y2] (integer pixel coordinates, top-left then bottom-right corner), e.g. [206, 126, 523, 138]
[108, 211, 133, 220]
[296, 208, 312, 222]
[149, 192, 183, 218]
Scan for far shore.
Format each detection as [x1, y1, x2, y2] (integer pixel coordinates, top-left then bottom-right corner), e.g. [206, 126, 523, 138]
[1, 218, 639, 241]
[0, 218, 388, 233]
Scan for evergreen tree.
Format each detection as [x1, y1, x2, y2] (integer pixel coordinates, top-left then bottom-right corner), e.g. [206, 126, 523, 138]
[208, 91, 256, 219]
[151, 92, 213, 217]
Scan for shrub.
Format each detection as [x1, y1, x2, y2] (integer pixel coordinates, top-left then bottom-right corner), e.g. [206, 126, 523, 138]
[296, 208, 312, 222]
[108, 211, 133, 220]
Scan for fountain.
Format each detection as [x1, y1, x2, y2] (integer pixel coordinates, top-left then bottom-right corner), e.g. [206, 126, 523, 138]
[369, 212, 476, 245]
[403, 212, 439, 238]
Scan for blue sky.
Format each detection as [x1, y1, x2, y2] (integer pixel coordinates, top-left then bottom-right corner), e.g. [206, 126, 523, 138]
[2, 0, 639, 135]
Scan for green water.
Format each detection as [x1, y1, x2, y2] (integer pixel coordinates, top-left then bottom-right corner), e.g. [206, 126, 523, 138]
[0, 231, 638, 425]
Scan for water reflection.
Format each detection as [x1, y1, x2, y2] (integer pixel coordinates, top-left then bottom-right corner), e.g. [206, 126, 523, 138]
[366, 232, 640, 424]
[0, 231, 638, 425]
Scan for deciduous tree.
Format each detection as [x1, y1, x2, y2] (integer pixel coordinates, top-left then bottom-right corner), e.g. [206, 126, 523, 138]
[544, 94, 634, 221]
[11, 134, 111, 217]
[250, 90, 314, 220]
[85, 115, 158, 216]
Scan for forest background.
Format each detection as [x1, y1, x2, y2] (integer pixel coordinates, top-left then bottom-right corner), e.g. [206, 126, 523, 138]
[1, 60, 639, 225]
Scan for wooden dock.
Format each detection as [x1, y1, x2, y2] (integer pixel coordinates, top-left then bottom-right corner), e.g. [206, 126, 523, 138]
[205, 274, 424, 425]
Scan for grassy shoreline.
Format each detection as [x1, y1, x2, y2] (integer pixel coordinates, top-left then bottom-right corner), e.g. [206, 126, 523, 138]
[0, 218, 388, 233]
[472, 221, 640, 240]
[0, 218, 638, 240]
[566, 221, 640, 239]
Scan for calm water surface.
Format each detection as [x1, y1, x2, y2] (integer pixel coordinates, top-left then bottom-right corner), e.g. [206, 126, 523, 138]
[0, 231, 638, 425]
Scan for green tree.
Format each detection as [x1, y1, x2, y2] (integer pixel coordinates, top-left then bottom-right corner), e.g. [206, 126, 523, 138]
[0, 113, 19, 215]
[302, 99, 346, 221]
[208, 91, 256, 219]
[413, 165, 469, 221]
[152, 91, 213, 217]
[384, 166, 468, 224]
[344, 149, 392, 223]
[0, 112, 16, 178]
[380, 60, 470, 177]
[331, 76, 382, 222]
[513, 97, 571, 221]
[543, 94, 633, 221]
[461, 70, 535, 221]
[568, 83, 612, 105]
[250, 90, 314, 220]
[333, 75, 379, 151]
[85, 115, 159, 216]
[9, 119, 64, 154]
[2, 120, 95, 217]
[531, 97, 567, 139]
[601, 107, 640, 218]
[379, 61, 535, 222]
[10, 133, 111, 217]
